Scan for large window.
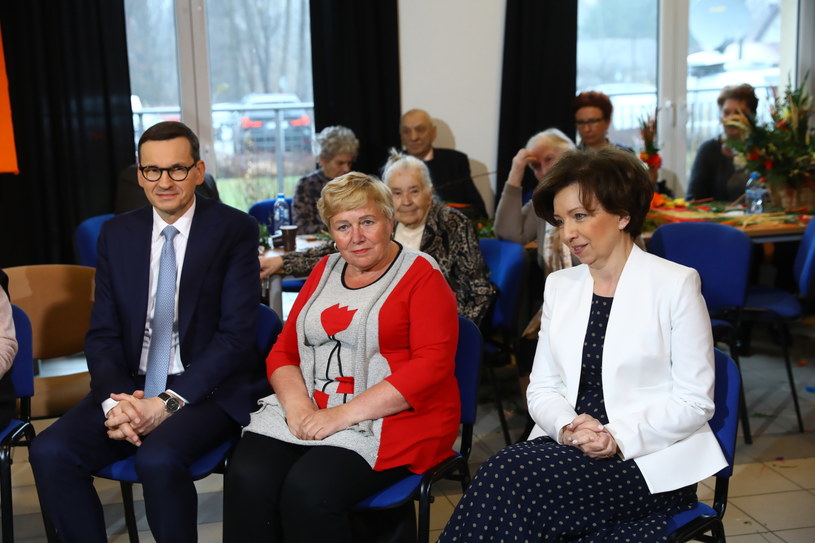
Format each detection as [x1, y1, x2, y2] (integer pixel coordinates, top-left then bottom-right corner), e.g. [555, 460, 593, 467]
[577, 0, 798, 190]
[125, 0, 315, 210]
[577, 0, 658, 148]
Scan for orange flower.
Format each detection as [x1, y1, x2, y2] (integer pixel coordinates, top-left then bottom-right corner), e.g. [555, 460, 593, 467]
[650, 192, 667, 208]
[640, 152, 662, 169]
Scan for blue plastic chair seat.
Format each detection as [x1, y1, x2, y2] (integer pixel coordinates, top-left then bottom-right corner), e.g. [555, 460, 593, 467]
[0, 419, 28, 443]
[744, 285, 802, 319]
[95, 437, 238, 482]
[666, 502, 716, 533]
[354, 473, 424, 509]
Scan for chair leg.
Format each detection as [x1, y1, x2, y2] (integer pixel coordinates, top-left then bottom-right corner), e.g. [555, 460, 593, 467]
[778, 324, 804, 433]
[417, 483, 433, 543]
[120, 482, 140, 543]
[728, 340, 752, 445]
[485, 363, 512, 446]
[1, 450, 13, 543]
[459, 464, 472, 494]
[711, 519, 726, 543]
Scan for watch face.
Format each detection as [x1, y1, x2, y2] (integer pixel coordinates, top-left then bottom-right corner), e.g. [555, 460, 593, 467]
[165, 397, 180, 412]
[159, 393, 180, 413]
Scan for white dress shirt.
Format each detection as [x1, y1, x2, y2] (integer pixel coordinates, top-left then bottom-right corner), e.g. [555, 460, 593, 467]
[102, 200, 196, 415]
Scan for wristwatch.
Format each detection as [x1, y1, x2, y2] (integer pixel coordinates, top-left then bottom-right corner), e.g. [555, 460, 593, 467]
[157, 392, 183, 414]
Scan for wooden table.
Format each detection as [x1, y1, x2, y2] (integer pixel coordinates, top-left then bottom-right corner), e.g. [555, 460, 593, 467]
[737, 222, 808, 243]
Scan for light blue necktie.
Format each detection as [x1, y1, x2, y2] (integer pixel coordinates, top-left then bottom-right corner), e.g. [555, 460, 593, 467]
[144, 225, 179, 398]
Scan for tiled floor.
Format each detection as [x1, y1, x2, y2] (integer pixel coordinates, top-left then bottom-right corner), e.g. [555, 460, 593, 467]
[7, 320, 815, 542]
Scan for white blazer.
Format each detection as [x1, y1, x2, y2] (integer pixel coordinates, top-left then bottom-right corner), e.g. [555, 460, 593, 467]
[527, 245, 727, 493]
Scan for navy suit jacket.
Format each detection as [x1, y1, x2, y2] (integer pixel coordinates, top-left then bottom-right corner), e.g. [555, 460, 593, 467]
[85, 196, 261, 425]
[425, 148, 487, 219]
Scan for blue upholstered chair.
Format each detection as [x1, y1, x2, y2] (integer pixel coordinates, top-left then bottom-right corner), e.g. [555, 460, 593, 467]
[667, 348, 741, 542]
[478, 238, 526, 445]
[649, 222, 753, 443]
[741, 218, 815, 433]
[89, 304, 282, 543]
[353, 316, 482, 543]
[0, 306, 37, 543]
[74, 213, 115, 267]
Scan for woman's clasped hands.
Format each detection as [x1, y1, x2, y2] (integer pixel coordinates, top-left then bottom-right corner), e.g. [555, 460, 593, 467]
[560, 413, 618, 460]
[285, 399, 353, 441]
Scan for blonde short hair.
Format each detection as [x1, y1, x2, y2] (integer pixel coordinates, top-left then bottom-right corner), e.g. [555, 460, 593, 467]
[317, 172, 395, 227]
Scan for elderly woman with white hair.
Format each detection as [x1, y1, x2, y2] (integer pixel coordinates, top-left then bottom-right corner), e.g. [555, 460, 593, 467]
[494, 128, 577, 274]
[261, 151, 495, 324]
[383, 150, 495, 324]
[292, 125, 359, 234]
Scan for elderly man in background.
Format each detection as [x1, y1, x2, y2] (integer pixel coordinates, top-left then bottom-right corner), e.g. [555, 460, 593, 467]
[398, 108, 487, 219]
[293, 125, 359, 234]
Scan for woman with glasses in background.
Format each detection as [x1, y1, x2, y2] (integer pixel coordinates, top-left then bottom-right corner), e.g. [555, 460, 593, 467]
[686, 84, 758, 202]
[573, 91, 633, 153]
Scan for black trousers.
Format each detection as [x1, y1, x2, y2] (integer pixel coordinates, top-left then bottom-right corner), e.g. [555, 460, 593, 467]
[223, 431, 415, 543]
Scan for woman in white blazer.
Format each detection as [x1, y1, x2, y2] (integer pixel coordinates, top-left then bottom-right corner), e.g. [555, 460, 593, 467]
[440, 149, 727, 542]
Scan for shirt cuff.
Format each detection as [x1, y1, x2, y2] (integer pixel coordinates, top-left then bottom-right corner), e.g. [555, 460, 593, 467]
[166, 389, 189, 406]
[102, 398, 118, 417]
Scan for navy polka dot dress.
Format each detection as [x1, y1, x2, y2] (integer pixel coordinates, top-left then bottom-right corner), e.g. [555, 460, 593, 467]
[439, 295, 696, 542]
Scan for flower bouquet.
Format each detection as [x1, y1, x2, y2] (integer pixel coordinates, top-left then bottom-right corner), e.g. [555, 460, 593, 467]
[638, 112, 662, 170]
[726, 77, 815, 207]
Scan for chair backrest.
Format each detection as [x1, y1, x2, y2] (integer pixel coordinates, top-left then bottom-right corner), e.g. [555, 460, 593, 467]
[3, 265, 96, 359]
[74, 213, 115, 267]
[478, 238, 526, 329]
[649, 222, 752, 311]
[793, 218, 815, 298]
[249, 304, 284, 400]
[710, 348, 741, 478]
[455, 316, 482, 428]
[249, 197, 293, 231]
[10, 305, 34, 399]
[257, 303, 283, 354]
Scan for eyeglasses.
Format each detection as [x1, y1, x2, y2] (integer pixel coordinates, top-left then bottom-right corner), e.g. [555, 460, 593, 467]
[575, 118, 605, 127]
[139, 163, 198, 182]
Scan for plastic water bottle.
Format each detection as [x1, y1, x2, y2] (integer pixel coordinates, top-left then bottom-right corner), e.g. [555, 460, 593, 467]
[272, 193, 291, 233]
[744, 173, 769, 215]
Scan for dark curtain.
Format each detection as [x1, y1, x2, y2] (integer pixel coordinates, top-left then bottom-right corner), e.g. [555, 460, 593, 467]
[0, 0, 134, 268]
[309, 0, 400, 176]
[495, 0, 578, 205]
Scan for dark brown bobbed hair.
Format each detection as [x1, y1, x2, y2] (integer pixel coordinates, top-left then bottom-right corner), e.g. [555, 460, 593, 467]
[138, 121, 201, 163]
[572, 91, 614, 120]
[717, 84, 759, 115]
[532, 148, 653, 239]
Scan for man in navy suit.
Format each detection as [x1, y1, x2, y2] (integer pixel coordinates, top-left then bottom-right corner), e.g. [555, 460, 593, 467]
[30, 121, 261, 542]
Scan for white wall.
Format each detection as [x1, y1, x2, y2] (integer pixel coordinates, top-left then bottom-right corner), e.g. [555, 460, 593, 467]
[398, 0, 506, 215]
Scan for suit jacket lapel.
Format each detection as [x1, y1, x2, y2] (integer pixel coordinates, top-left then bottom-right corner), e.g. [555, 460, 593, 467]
[125, 207, 153, 363]
[178, 198, 213, 343]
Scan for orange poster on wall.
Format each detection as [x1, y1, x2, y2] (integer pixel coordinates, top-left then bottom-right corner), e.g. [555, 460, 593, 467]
[0, 24, 19, 175]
